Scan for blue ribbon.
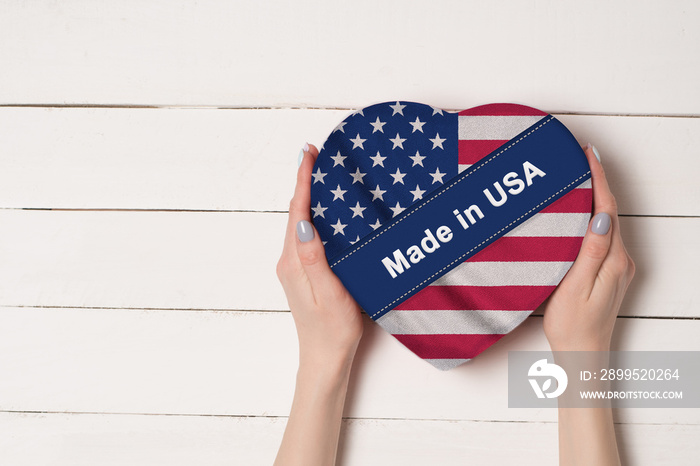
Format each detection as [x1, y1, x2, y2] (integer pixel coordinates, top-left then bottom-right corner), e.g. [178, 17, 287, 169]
[328, 115, 591, 320]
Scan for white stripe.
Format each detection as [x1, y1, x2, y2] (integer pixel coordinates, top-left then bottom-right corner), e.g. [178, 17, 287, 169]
[505, 212, 589, 237]
[424, 358, 471, 371]
[458, 115, 546, 140]
[431, 261, 572, 287]
[458, 163, 471, 173]
[577, 179, 592, 189]
[378, 310, 531, 335]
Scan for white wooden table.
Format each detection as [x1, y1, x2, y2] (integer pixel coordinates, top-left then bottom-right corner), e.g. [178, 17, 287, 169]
[1, 1, 698, 464]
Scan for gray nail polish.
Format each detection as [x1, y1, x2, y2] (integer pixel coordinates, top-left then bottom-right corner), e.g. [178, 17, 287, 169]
[591, 212, 611, 235]
[296, 220, 315, 242]
[591, 144, 601, 162]
[297, 149, 305, 167]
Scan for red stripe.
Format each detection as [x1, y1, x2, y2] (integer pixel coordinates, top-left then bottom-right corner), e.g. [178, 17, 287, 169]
[458, 103, 548, 116]
[540, 188, 592, 213]
[395, 285, 555, 311]
[458, 140, 508, 164]
[467, 236, 584, 262]
[393, 333, 506, 359]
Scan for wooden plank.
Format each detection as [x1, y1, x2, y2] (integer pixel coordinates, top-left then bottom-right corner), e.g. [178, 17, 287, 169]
[0, 1, 698, 113]
[1, 108, 699, 216]
[0, 108, 344, 213]
[0, 210, 697, 317]
[1, 411, 697, 466]
[0, 307, 698, 425]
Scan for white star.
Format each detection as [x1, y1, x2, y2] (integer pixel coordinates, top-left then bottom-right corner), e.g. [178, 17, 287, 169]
[312, 167, 327, 184]
[333, 121, 348, 133]
[390, 202, 406, 217]
[369, 219, 382, 230]
[390, 168, 407, 185]
[430, 133, 446, 150]
[330, 150, 347, 167]
[350, 133, 366, 149]
[390, 133, 407, 149]
[410, 184, 427, 201]
[409, 116, 426, 133]
[369, 151, 387, 167]
[331, 218, 348, 236]
[369, 184, 387, 201]
[370, 117, 387, 133]
[349, 201, 367, 218]
[349, 235, 361, 245]
[430, 168, 446, 184]
[311, 201, 328, 218]
[390, 101, 406, 116]
[349, 167, 366, 184]
[353, 108, 364, 117]
[431, 106, 444, 116]
[409, 150, 426, 167]
[330, 184, 347, 201]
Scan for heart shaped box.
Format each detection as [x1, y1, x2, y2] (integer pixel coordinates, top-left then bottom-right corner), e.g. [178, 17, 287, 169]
[310, 102, 592, 370]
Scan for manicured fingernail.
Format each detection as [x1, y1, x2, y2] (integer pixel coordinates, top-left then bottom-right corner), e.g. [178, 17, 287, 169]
[297, 143, 310, 167]
[296, 220, 315, 242]
[590, 144, 601, 162]
[591, 212, 611, 235]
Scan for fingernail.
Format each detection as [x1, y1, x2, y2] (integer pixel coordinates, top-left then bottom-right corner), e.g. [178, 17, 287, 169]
[297, 148, 305, 167]
[303, 142, 309, 152]
[590, 144, 601, 162]
[591, 212, 611, 235]
[296, 220, 315, 242]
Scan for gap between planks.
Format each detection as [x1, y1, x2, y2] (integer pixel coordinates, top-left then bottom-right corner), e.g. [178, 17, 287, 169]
[0, 208, 698, 220]
[1, 306, 696, 321]
[0, 103, 699, 119]
[1, 410, 692, 427]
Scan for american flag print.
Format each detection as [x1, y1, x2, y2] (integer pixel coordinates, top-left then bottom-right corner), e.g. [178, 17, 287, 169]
[310, 102, 591, 370]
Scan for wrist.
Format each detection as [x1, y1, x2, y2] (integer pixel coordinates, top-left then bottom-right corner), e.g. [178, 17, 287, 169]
[297, 347, 356, 389]
[548, 336, 611, 353]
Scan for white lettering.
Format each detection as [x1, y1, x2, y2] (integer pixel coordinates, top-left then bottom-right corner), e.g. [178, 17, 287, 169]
[484, 182, 508, 207]
[523, 161, 546, 186]
[503, 171, 525, 195]
[381, 249, 411, 279]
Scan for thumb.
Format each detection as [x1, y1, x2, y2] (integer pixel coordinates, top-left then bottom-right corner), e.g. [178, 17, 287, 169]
[295, 220, 343, 297]
[564, 212, 613, 296]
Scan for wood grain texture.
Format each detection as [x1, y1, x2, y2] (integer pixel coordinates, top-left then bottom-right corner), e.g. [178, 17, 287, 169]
[1, 412, 698, 466]
[0, 108, 698, 216]
[0, 1, 698, 113]
[0, 210, 697, 317]
[2, 1, 698, 461]
[1, 307, 698, 425]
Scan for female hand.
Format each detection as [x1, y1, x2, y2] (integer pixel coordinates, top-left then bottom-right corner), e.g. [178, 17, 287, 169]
[274, 144, 364, 466]
[542, 144, 635, 466]
[275, 143, 364, 371]
[543, 144, 635, 352]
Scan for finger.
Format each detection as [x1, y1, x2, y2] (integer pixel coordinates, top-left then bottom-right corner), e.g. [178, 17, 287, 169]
[585, 142, 624, 253]
[295, 218, 345, 301]
[595, 158, 634, 284]
[306, 143, 320, 158]
[561, 144, 615, 296]
[282, 144, 319, 259]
